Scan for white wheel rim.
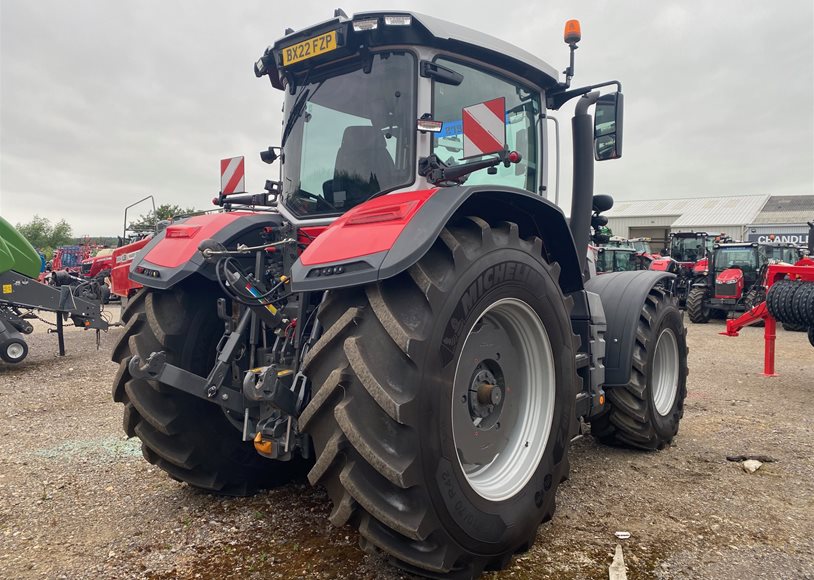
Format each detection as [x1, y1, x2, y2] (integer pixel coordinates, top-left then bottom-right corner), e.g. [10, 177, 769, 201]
[6, 343, 25, 360]
[652, 328, 679, 416]
[451, 298, 556, 502]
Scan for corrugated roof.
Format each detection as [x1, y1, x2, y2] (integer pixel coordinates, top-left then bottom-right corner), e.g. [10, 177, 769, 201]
[750, 195, 814, 225]
[604, 198, 690, 217]
[671, 195, 769, 227]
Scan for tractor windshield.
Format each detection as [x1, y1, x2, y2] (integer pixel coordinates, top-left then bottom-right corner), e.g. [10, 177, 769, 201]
[764, 245, 798, 264]
[670, 236, 705, 262]
[279, 52, 416, 218]
[714, 247, 760, 274]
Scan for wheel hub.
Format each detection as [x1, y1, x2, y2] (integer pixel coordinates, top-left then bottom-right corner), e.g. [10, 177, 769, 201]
[468, 366, 505, 428]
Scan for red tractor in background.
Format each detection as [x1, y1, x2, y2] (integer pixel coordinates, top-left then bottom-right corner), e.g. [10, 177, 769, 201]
[687, 242, 771, 323]
[651, 231, 722, 308]
[114, 12, 688, 578]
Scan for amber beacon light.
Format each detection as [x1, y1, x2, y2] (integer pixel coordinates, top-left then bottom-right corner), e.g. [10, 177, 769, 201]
[564, 19, 581, 45]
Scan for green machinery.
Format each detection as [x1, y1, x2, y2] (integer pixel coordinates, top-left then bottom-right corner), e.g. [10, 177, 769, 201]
[0, 217, 109, 363]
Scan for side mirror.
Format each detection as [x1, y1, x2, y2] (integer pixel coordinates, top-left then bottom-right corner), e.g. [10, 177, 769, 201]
[594, 92, 624, 161]
[592, 193, 614, 213]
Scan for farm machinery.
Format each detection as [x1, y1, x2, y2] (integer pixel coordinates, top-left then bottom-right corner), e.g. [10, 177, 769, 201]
[115, 12, 687, 577]
[687, 242, 769, 323]
[650, 231, 718, 307]
[0, 217, 110, 364]
[721, 222, 814, 372]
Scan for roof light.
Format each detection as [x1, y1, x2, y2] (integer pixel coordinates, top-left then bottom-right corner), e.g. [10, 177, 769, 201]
[353, 18, 378, 32]
[384, 15, 412, 26]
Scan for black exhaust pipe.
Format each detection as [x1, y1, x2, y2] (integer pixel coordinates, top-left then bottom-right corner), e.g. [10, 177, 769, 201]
[570, 92, 599, 277]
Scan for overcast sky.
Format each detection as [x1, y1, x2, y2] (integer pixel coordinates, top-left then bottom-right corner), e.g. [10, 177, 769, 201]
[1, 0, 812, 236]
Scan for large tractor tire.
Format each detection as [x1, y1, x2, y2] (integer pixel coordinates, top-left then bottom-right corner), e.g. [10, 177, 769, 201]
[111, 286, 305, 496]
[687, 287, 711, 323]
[808, 327, 814, 348]
[590, 287, 688, 450]
[300, 218, 577, 577]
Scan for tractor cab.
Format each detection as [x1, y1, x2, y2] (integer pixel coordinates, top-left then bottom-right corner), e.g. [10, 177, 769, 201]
[667, 232, 713, 264]
[711, 243, 766, 296]
[762, 242, 800, 264]
[253, 11, 621, 225]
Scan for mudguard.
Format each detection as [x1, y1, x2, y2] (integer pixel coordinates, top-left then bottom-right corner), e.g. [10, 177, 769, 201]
[290, 185, 583, 294]
[584, 270, 675, 386]
[129, 212, 281, 290]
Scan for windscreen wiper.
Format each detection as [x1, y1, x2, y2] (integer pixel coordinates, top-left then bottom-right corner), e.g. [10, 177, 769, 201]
[280, 81, 324, 148]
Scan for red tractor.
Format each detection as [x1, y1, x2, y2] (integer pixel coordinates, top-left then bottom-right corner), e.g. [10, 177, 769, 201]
[115, 12, 687, 577]
[687, 242, 770, 323]
[651, 231, 720, 308]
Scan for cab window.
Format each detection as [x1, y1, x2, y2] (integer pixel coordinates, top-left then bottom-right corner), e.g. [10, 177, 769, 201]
[432, 58, 540, 192]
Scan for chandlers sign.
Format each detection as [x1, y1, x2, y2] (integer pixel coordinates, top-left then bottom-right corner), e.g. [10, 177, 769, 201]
[746, 230, 809, 245]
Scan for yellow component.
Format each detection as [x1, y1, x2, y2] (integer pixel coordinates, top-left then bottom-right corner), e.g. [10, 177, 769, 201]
[2, 284, 12, 294]
[281, 30, 338, 66]
[276, 369, 294, 377]
[280, 275, 290, 284]
[265, 303, 278, 315]
[254, 432, 273, 455]
[599, 394, 606, 406]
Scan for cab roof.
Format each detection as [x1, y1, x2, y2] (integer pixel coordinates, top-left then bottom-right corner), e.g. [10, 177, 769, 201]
[264, 10, 561, 91]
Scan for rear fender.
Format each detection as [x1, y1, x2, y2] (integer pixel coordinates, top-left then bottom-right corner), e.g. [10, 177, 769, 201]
[130, 212, 282, 290]
[584, 270, 675, 386]
[290, 185, 583, 294]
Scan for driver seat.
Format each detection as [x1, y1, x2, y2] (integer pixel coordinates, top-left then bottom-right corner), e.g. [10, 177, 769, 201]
[324, 126, 396, 209]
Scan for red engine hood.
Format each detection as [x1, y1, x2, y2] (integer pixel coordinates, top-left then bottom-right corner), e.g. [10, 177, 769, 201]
[716, 268, 743, 284]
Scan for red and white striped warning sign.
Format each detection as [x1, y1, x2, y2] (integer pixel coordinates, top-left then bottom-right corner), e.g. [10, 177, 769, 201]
[220, 156, 245, 195]
[462, 97, 506, 158]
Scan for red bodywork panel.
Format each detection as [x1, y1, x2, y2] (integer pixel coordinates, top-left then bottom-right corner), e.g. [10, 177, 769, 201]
[693, 257, 708, 274]
[143, 212, 252, 268]
[649, 258, 672, 271]
[110, 237, 151, 298]
[299, 189, 437, 266]
[82, 254, 114, 278]
[715, 268, 744, 299]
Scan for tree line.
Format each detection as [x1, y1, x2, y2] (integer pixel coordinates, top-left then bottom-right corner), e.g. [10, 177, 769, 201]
[16, 204, 198, 259]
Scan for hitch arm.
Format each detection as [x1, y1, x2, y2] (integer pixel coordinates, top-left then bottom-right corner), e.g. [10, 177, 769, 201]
[129, 351, 246, 414]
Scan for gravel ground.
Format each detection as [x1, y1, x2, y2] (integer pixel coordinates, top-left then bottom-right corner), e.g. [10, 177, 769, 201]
[1, 309, 813, 579]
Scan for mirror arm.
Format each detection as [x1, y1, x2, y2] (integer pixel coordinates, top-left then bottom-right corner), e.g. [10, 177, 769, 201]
[547, 80, 622, 110]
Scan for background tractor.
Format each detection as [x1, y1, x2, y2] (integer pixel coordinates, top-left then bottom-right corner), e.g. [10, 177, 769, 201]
[687, 242, 769, 323]
[114, 12, 687, 578]
[651, 231, 719, 308]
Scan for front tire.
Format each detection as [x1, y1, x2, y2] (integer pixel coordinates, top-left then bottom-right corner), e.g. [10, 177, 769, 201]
[300, 219, 577, 577]
[590, 287, 688, 449]
[111, 285, 305, 495]
[687, 286, 711, 323]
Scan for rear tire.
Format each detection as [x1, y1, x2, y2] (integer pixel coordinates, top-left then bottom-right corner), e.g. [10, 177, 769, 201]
[111, 286, 306, 495]
[590, 287, 688, 449]
[687, 287, 711, 323]
[300, 219, 576, 576]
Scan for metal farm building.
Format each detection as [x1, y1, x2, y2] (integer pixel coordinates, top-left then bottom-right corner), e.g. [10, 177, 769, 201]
[605, 194, 813, 252]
